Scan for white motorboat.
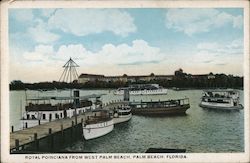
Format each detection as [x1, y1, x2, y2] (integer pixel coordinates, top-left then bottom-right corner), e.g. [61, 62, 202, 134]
[112, 102, 132, 124]
[83, 109, 114, 140]
[114, 84, 167, 95]
[199, 89, 243, 110]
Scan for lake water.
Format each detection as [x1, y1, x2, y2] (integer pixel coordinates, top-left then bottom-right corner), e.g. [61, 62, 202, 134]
[9, 89, 244, 153]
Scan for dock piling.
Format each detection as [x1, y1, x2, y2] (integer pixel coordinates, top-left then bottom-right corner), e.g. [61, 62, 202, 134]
[34, 133, 39, 150]
[15, 139, 19, 150]
[48, 128, 54, 151]
[10, 102, 124, 153]
[49, 128, 52, 134]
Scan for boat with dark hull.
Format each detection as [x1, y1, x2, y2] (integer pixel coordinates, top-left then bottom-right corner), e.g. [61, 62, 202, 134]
[130, 98, 190, 116]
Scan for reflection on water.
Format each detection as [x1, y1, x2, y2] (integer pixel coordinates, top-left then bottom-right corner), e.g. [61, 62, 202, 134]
[10, 89, 244, 153]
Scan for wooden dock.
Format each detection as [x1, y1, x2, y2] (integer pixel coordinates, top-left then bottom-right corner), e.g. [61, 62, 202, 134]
[10, 102, 125, 152]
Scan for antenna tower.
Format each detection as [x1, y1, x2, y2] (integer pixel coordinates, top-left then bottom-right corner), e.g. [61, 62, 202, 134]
[59, 58, 79, 83]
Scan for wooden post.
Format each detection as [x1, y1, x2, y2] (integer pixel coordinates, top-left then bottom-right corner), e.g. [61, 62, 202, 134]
[11, 126, 14, 133]
[38, 120, 41, 125]
[61, 124, 63, 133]
[48, 128, 53, 151]
[61, 124, 64, 148]
[49, 128, 52, 134]
[70, 122, 73, 142]
[81, 118, 83, 124]
[34, 133, 39, 150]
[15, 139, 19, 151]
[25, 122, 28, 129]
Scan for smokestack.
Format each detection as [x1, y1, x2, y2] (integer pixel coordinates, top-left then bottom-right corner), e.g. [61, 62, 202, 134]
[73, 90, 80, 107]
[124, 88, 130, 102]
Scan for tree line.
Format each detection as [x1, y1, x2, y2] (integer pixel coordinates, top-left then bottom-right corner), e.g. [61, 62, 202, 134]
[10, 73, 243, 90]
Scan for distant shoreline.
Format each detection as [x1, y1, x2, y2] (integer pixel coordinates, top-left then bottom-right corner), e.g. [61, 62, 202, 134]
[9, 73, 243, 91]
[9, 87, 244, 91]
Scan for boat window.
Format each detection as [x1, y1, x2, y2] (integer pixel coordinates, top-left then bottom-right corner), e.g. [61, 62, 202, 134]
[32, 115, 36, 119]
[27, 114, 30, 119]
[216, 99, 230, 104]
[43, 114, 46, 120]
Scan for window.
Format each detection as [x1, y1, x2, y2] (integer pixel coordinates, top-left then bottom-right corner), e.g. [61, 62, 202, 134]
[43, 114, 46, 120]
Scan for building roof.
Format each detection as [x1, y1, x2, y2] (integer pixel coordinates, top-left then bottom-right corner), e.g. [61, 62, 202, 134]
[79, 73, 105, 78]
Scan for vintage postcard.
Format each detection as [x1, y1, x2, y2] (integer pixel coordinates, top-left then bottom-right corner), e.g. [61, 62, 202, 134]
[1, 0, 249, 162]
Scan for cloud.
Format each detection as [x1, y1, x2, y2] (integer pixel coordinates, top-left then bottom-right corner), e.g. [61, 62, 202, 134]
[165, 9, 243, 36]
[203, 60, 213, 63]
[90, 40, 164, 65]
[197, 39, 243, 55]
[118, 60, 159, 66]
[48, 9, 136, 37]
[55, 44, 90, 61]
[28, 19, 60, 43]
[23, 45, 54, 61]
[188, 39, 243, 68]
[22, 39, 165, 66]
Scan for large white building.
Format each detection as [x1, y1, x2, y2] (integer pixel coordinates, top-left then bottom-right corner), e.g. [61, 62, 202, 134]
[78, 73, 174, 84]
[77, 69, 215, 84]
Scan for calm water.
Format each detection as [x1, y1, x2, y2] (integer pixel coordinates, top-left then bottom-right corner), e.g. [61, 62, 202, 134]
[10, 89, 244, 153]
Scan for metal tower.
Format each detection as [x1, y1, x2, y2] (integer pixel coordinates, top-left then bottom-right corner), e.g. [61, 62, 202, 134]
[59, 58, 79, 83]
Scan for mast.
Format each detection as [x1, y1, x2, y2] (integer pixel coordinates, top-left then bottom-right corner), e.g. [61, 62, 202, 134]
[59, 58, 79, 83]
[59, 58, 79, 124]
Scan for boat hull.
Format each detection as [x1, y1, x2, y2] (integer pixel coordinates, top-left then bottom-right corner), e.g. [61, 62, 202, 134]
[199, 103, 243, 110]
[113, 113, 132, 124]
[131, 104, 190, 116]
[83, 119, 114, 140]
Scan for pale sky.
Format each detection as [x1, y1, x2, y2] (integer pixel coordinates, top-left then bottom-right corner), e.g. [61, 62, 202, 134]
[9, 8, 244, 83]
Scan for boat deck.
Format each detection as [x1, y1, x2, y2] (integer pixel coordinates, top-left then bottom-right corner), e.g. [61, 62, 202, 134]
[10, 112, 93, 150]
[10, 101, 125, 151]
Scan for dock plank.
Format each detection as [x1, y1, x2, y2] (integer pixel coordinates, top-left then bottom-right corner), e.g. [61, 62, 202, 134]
[10, 102, 124, 150]
[10, 113, 90, 149]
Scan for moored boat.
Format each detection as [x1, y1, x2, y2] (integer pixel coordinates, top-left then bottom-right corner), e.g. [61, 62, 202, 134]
[112, 102, 132, 124]
[199, 89, 243, 110]
[20, 90, 101, 129]
[83, 109, 114, 140]
[130, 98, 190, 115]
[114, 84, 167, 95]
